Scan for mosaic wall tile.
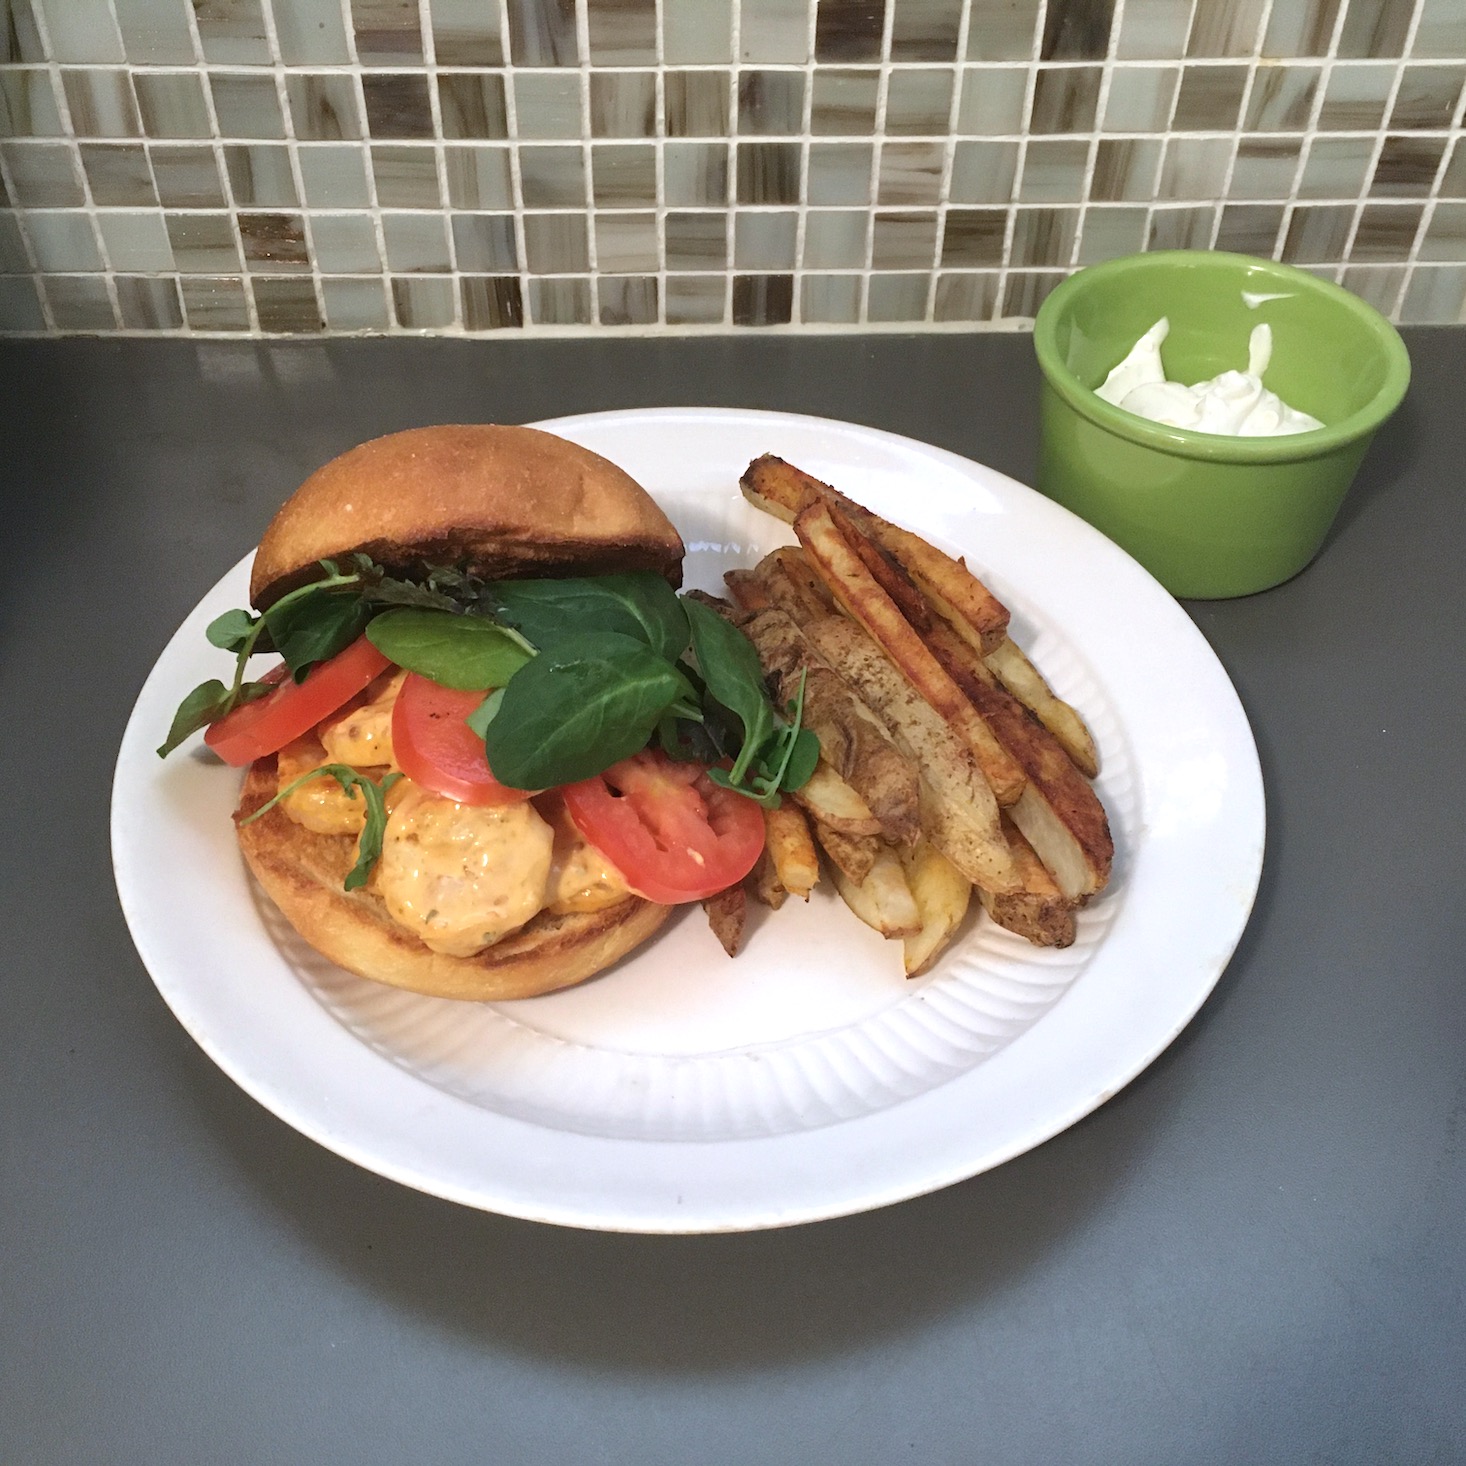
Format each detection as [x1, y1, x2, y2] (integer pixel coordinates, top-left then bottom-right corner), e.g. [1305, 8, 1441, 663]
[134, 72, 212, 138]
[1171, 64, 1247, 131]
[5, 0, 1466, 334]
[665, 273, 726, 323]
[116, 273, 182, 329]
[227, 145, 299, 207]
[732, 271, 793, 323]
[599, 273, 658, 324]
[667, 72, 731, 137]
[276, 0, 354, 64]
[739, 71, 805, 135]
[439, 74, 508, 139]
[1244, 66, 1320, 132]
[663, 0, 732, 64]
[0, 70, 63, 135]
[325, 276, 391, 329]
[1100, 66, 1177, 133]
[803, 208, 866, 266]
[528, 275, 593, 324]
[801, 272, 862, 322]
[1115, 0, 1194, 60]
[877, 141, 944, 205]
[592, 71, 658, 137]
[951, 139, 1019, 202]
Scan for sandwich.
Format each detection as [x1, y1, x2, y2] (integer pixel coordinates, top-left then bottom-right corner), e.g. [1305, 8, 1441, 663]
[158, 424, 817, 1002]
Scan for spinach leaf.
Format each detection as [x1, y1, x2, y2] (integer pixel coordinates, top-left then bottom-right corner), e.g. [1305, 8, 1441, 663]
[238, 765, 402, 890]
[493, 574, 690, 664]
[483, 632, 684, 788]
[682, 595, 774, 784]
[464, 686, 505, 741]
[263, 586, 369, 679]
[366, 609, 532, 690]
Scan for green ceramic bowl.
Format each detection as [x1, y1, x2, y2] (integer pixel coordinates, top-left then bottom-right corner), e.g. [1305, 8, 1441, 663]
[1032, 251, 1411, 599]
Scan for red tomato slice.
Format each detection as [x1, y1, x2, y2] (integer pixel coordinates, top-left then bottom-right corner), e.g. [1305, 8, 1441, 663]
[561, 749, 766, 905]
[205, 636, 392, 767]
[391, 673, 533, 806]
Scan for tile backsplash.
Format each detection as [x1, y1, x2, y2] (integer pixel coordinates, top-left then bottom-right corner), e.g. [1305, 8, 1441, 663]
[2, 0, 1464, 334]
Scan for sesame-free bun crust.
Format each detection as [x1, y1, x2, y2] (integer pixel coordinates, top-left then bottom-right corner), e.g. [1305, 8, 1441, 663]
[250, 424, 685, 609]
[235, 762, 673, 1001]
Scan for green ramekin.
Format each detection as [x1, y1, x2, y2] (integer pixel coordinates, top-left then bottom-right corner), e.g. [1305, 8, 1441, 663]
[1032, 250, 1411, 599]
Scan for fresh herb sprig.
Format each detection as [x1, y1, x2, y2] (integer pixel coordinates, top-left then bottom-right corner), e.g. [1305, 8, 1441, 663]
[239, 764, 402, 890]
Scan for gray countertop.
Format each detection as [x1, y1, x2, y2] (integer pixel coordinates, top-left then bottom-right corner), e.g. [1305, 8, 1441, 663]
[2, 332, 1462, 1464]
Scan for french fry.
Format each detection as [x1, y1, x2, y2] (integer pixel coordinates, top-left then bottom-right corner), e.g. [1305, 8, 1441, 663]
[977, 817, 1076, 948]
[795, 499, 1026, 807]
[792, 760, 882, 836]
[804, 615, 1020, 895]
[985, 635, 1099, 779]
[703, 885, 748, 957]
[813, 820, 880, 885]
[829, 845, 923, 939]
[722, 567, 771, 615]
[741, 454, 1011, 652]
[757, 546, 836, 621]
[924, 618, 1112, 900]
[764, 799, 819, 900]
[747, 846, 788, 910]
[898, 840, 972, 977]
[738, 608, 923, 847]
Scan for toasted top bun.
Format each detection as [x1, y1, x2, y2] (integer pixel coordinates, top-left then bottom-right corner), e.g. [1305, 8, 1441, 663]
[250, 424, 684, 610]
[235, 762, 673, 1001]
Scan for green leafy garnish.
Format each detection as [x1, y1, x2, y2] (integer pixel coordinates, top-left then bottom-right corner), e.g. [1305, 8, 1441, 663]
[493, 574, 691, 664]
[365, 608, 533, 690]
[239, 765, 402, 890]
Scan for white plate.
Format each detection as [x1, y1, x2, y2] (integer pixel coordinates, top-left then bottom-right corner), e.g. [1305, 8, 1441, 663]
[112, 408, 1264, 1233]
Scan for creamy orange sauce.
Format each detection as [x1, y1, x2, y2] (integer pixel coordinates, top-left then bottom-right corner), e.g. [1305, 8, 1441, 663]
[540, 797, 630, 914]
[375, 784, 555, 957]
[319, 669, 406, 768]
[276, 735, 373, 835]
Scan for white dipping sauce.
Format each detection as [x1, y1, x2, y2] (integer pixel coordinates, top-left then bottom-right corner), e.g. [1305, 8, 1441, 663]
[1095, 318, 1323, 437]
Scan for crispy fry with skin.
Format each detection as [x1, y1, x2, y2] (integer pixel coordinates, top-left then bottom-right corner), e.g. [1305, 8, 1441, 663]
[978, 817, 1076, 948]
[924, 618, 1111, 900]
[765, 799, 819, 900]
[829, 846, 923, 939]
[795, 499, 1026, 808]
[791, 760, 882, 836]
[803, 615, 1019, 895]
[985, 635, 1099, 779]
[899, 840, 972, 977]
[812, 820, 880, 885]
[722, 567, 770, 615]
[741, 454, 1011, 652]
[738, 608, 923, 847]
[703, 885, 748, 957]
[747, 846, 788, 910]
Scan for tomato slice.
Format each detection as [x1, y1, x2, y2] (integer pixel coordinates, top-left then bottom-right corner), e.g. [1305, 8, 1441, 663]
[561, 749, 766, 905]
[204, 635, 392, 767]
[391, 672, 533, 806]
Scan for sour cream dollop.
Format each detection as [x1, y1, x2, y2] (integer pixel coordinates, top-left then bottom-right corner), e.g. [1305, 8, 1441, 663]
[1095, 318, 1323, 437]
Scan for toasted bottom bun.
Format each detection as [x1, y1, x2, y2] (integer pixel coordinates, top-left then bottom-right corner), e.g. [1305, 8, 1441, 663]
[234, 761, 672, 1002]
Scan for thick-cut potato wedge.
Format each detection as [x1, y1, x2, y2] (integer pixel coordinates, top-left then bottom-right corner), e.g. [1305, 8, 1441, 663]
[760, 547, 836, 621]
[741, 455, 1010, 652]
[795, 500, 1026, 807]
[925, 619, 1111, 900]
[723, 567, 771, 614]
[703, 885, 748, 956]
[792, 760, 883, 836]
[829, 846, 923, 939]
[738, 608, 922, 847]
[747, 846, 788, 910]
[898, 840, 972, 978]
[985, 635, 1099, 779]
[813, 820, 880, 885]
[765, 799, 819, 900]
[804, 615, 1019, 895]
[978, 817, 1076, 948]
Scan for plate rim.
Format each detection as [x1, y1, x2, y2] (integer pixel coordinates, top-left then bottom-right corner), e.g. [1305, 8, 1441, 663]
[111, 406, 1265, 1233]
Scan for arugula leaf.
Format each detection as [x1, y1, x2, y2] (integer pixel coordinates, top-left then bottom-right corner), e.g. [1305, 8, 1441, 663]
[493, 574, 691, 664]
[238, 765, 402, 890]
[206, 609, 257, 653]
[366, 608, 533, 690]
[681, 596, 774, 785]
[483, 631, 685, 788]
[156, 679, 233, 758]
